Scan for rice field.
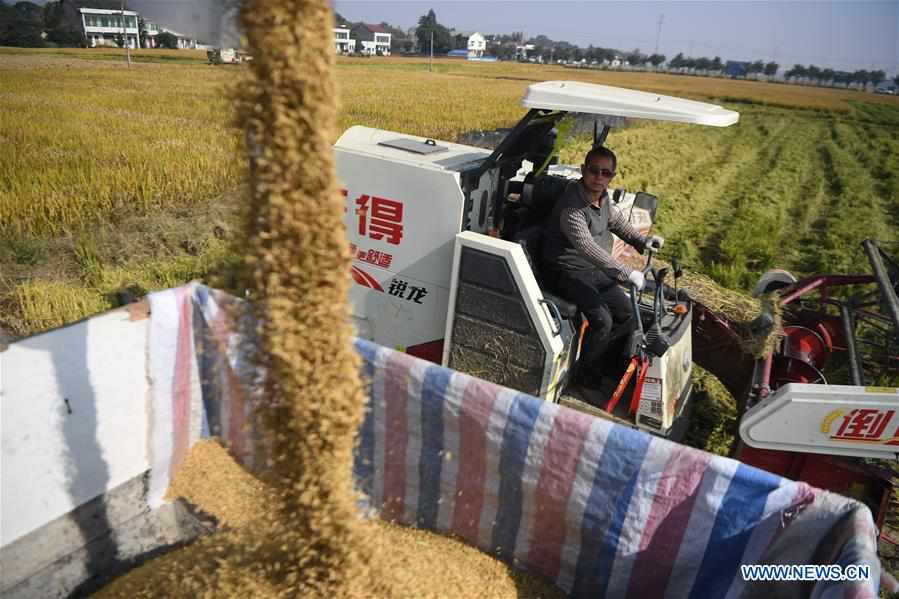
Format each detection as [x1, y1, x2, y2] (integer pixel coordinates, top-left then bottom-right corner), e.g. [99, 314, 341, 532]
[2, 48, 898, 338]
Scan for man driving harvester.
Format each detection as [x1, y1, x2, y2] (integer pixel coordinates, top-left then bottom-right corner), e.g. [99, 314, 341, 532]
[541, 146, 664, 390]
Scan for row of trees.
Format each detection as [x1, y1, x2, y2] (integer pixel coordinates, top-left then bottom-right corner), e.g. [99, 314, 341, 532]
[784, 64, 890, 86]
[0, 0, 43, 46]
[1, 0, 182, 48]
[401, 10, 899, 88]
[669, 53, 782, 76]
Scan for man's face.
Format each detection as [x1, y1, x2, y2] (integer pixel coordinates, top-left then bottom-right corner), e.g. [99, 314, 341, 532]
[581, 155, 616, 195]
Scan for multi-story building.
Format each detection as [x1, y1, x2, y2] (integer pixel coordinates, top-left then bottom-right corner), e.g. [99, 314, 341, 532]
[79, 7, 139, 48]
[334, 27, 354, 54]
[141, 20, 160, 47]
[350, 23, 391, 56]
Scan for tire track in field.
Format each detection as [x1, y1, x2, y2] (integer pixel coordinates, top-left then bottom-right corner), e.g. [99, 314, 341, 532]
[691, 115, 802, 287]
[776, 119, 830, 273]
[845, 112, 899, 233]
[643, 113, 762, 260]
[830, 120, 898, 243]
[674, 113, 792, 267]
[796, 115, 895, 275]
[796, 117, 847, 274]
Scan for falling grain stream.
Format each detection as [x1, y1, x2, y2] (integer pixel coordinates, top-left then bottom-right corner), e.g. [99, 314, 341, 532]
[93, 1, 564, 597]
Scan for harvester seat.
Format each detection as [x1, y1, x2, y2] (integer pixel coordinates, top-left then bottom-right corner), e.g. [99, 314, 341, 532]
[514, 226, 578, 319]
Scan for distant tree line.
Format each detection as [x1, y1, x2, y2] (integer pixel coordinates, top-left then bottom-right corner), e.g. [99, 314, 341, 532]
[0, 0, 46, 47]
[784, 64, 888, 86]
[669, 53, 780, 76]
[387, 9, 899, 88]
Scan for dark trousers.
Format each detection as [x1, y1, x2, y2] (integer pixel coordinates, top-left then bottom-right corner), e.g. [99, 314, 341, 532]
[544, 268, 634, 382]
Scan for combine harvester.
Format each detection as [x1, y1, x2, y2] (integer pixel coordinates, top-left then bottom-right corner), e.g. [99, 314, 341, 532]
[335, 79, 898, 519]
[2, 82, 897, 597]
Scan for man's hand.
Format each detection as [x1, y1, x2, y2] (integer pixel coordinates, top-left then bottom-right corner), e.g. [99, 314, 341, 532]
[646, 235, 665, 254]
[628, 270, 645, 291]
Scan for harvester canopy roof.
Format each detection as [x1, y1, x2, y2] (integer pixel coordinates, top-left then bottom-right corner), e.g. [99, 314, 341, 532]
[522, 81, 740, 127]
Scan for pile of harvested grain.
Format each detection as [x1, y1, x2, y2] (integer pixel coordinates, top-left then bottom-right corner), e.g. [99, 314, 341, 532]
[164, 439, 273, 529]
[98, 440, 565, 599]
[96, 0, 390, 595]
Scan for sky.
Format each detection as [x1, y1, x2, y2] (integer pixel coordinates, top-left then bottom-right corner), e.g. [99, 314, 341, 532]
[334, 1, 899, 75]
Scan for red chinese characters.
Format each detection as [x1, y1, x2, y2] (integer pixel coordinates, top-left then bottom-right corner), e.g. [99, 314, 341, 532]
[349, 243, 393, 269]
[355, 194, 404, 245]
[832, 409, 895, 441]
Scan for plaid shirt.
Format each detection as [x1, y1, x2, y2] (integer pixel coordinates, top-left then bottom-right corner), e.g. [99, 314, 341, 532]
[558, 183, 646, 282]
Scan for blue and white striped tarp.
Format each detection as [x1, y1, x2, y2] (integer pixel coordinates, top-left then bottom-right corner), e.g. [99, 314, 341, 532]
[147, 285, 889, 598]
[352, 338, 886, 599]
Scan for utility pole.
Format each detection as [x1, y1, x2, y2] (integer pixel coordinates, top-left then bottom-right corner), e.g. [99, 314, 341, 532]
[429, 30, 433, 72]
[654, 13, 663, 55]
[121, 0, 131, 67]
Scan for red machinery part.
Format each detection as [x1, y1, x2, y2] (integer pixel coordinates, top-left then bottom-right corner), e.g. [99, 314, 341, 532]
[771, 325, 832, 386]
[740, 267, 897, 547]
[406, 339, 444, 364]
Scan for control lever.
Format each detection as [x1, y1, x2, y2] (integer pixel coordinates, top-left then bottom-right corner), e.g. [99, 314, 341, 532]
[654, 267, 669, 318]
[672, 257, 683, 301]
[638, 250, 654, 305]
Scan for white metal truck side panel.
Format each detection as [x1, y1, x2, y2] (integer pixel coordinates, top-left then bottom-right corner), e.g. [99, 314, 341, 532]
[336, 148, 467, 351]
[0, 310, 149, 547]
[739, 383, 899, 459]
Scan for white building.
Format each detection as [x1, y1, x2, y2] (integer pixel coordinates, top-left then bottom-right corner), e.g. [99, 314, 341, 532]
[515, 43, 535, 61]
[351, 23, 390, 56]
[79, 8, 139, 48]
[467, 32, 485, 58]
[140, 20, 198, 49]
[334, 27, 354, 54]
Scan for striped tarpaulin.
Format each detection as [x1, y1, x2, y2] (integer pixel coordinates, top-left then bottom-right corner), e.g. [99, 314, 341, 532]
[352, 338, 883, 599]
[147, 283, 259, 507]
[147, 284, 885, 598]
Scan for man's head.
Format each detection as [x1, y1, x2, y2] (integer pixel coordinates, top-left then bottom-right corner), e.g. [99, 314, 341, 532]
[581, 146, 617, 196]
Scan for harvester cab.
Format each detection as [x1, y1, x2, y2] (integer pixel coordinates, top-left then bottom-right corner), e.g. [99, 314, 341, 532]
[334, 80, 738, 438]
